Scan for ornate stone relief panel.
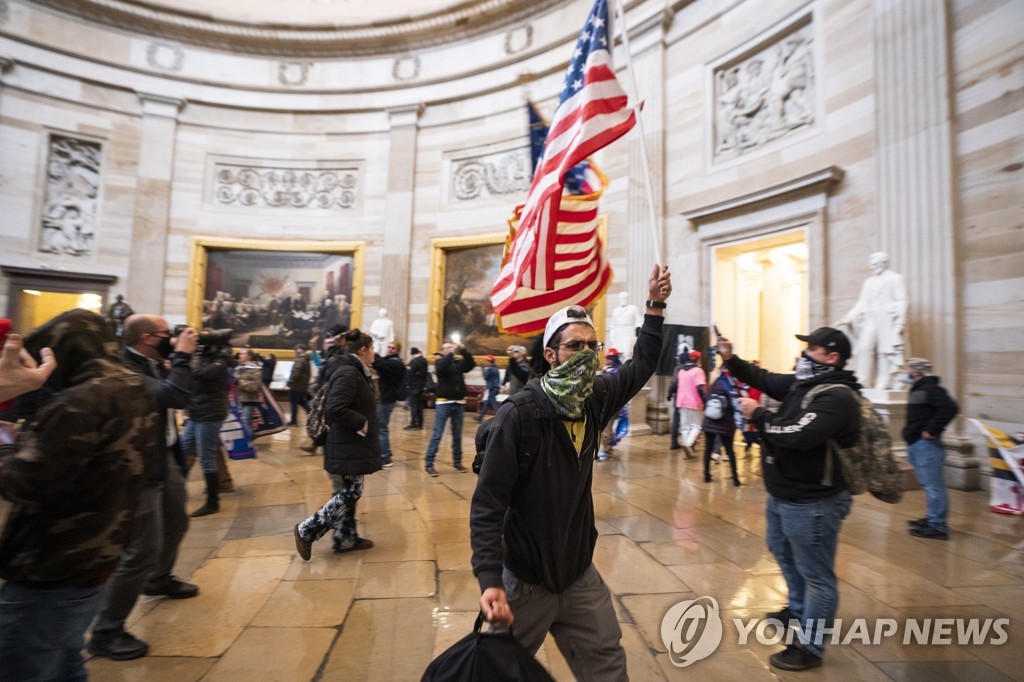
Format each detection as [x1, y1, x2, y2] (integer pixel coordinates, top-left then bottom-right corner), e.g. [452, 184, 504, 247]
[146, 41, 184, 71]
[213, 162, 358, 209]
[39, 135, 102, 257]
[278, 61, 313, 86]
[713, 19, 815, 161]
[448, 146, 531, 202]
[392, 55, 421, 82]
[504, 25, 533, 55]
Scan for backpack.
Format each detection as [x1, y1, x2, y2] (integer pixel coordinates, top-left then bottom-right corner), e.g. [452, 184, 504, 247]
[472, 390, 546, 476]
[704, 395, 725, 420]
[422, 612, 554, 682]
[801, 384, 903, 504]
[305, 381, 331, 445]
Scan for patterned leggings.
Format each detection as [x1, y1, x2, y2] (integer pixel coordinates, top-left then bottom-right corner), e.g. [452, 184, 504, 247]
[297, 474, 364, 548]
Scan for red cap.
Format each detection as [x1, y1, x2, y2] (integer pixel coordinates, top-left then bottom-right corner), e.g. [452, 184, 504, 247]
[605, 348, 619, 357]
[486, 354, 495, 361]
[689, 350, 702, 360]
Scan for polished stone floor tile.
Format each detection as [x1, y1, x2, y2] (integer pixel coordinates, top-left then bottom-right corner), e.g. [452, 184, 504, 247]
[203, 627, 337, 681]
[34, 418, 1018, 680]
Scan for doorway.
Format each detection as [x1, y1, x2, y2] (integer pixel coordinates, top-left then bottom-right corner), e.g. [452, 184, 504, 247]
[712, 229, 808, 371]
[2, 266, 116, 332]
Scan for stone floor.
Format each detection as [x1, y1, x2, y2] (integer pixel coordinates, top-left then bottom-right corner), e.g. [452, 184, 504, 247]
[77, 409, 1024, 681]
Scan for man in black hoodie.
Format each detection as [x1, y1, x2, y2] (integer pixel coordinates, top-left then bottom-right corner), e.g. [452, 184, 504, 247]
[900, 357, 958, 540]
[722, 327, 859, 672]
[472, 265, 671, 680]
[423, 341, 475, 476]
[373, 340, 406, 467]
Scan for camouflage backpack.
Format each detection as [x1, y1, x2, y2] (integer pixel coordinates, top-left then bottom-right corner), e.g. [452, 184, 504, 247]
[801, 384, 903, 504]
[305, 381, 330, 445]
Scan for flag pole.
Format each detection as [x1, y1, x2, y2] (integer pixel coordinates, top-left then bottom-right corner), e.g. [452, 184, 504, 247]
[611, 0, 664, 265]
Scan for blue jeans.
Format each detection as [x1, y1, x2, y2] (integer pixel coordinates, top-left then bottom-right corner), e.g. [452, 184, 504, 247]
[425, 401, 464, 468]
[765, 490, 852, 657]
[242, 404, 257, 439]
[0, 581, 105, 681]
[181, 419, 223, 474]
[478, 390, 499, 420]
[907, 438, 948, 532]
[377, 401, 395, 463]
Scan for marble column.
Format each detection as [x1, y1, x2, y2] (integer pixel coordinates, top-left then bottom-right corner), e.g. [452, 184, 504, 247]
[0, 56, 13, 112]
[127, 93, 183, 314]
[380, 104, 422, 346]
[873, 0, 976, 489]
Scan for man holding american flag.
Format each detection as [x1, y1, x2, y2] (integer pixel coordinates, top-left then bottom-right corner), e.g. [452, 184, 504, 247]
[471, 1, 671, 677]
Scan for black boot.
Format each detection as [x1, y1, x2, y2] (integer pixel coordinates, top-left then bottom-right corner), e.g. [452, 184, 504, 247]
[191, 472, 220, 517]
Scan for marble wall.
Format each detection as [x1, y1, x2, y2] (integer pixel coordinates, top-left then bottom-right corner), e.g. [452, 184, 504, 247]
[0, 0, 1021, 440]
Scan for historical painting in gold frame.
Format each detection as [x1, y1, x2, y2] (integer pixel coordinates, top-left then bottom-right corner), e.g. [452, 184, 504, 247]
[428, 227, 606, 364]
[187, 237, 365, 352]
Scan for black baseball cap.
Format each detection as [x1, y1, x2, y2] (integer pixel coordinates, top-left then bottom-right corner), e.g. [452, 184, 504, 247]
[795, 327, 851, 360]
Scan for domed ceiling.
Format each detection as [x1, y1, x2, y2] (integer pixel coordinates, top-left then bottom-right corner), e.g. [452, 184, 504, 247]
[29, 0, 570, 56]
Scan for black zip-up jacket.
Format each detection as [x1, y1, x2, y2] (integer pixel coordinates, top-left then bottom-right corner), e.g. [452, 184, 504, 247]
[324, 354, 381, 477]
[435, 348, 475, 400]
[903, 376, 958, 444]
[124, 348, 193, 484]
[725, 355, 860, 501]
[186, 355, 230, 422]
[471, 315, 663, 594]
[373, 353, 407, 403]
[407, 356, 428, 393]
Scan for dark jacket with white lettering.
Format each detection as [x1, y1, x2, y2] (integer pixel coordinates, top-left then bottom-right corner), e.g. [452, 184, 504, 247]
[903, 376, 958, 444]
[471, 315, 663, 594]
[725, 355, 860, 500]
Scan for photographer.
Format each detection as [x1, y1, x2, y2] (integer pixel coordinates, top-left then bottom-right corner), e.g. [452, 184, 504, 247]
[181, 334, 233, 517]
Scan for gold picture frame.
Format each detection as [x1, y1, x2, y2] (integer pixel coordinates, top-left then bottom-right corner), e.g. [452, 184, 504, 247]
[427, 223, 607, 365]
[187, 236, 365, 355]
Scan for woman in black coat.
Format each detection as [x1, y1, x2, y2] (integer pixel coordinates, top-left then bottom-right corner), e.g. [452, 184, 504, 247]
[702, 368, 741, 486]
[294, 329, 380, 559]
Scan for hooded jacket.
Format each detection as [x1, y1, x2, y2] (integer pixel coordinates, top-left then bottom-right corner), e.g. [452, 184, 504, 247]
[725, 355, 860, 501]
[471, 315, 663, 594]
[373, 352, 407, 403]
[187, 353, 230, 422]
[435, 348, 475, 401]
[324, 353, 382, 476]
[0, 310, 156, 586]
[903, 375, 958, 444]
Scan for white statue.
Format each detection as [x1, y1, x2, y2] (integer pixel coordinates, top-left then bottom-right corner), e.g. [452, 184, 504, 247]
[369, 307, 394, 357]
[836, 252, 907, 391]
[607, 292, 643, 359]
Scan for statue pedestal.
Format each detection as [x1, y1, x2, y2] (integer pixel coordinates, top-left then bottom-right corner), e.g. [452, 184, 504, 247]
[627, 387, 652, 436]
[861, 388, 915, 490]
[940, 434, 980, 492]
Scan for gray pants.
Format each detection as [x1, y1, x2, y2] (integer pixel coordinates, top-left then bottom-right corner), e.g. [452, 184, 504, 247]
[92, 454, 190, 641]
[503, 564, 627, 681]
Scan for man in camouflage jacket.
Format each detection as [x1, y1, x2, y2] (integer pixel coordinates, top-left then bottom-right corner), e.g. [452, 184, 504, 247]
[0, 309, 156, 681]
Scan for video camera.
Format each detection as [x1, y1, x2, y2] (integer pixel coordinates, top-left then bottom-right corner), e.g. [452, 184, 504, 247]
[173, 325, 234, 355]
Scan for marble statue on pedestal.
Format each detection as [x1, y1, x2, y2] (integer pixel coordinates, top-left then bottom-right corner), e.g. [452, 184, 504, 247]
[836, 252, 907, 390]
[607, 292, 643, 359]
[369, 307, 394, 356]
[106, 294, 133, 339]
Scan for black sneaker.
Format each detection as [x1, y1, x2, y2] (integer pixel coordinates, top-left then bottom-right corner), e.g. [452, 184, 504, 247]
[907, 517, 929, 529]
[142, 576, 198, 599]
[769, 644, 822, 671]
[453, 464, 467, 473]
[88, 632, 150, 660]
[426, 466, 438, 477]
[766, 606, 794, 623]
[909, 525, 949, 540]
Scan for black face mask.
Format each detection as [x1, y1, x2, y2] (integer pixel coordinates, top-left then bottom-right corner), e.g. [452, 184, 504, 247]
[155, 336, 174, 359]
[794, 351, 835, 382]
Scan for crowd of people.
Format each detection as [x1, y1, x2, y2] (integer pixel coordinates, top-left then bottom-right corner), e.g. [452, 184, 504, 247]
[0, 264, 965, 678]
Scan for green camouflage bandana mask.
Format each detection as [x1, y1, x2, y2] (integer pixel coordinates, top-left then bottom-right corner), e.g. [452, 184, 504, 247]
[540, 349, 601, 419]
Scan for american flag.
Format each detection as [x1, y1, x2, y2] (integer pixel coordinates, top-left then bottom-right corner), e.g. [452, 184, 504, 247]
[528, 101, 601, 195]
[492, 0, 635, 334]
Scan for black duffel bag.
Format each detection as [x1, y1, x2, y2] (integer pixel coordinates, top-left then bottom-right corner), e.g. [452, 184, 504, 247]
[422, 613, 554, 682]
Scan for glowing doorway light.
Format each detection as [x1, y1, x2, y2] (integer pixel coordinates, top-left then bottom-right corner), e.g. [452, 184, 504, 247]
[77, 293, 103, 313]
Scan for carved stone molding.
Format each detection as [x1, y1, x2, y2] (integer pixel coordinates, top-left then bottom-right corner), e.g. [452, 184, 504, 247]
[0, 1, 9, 25]
[39, 135, 102, 257]
[30, 0, 566, 57]
[504, 25, 533, 55]
[278, 61, 313, 86]
[392, 55, 421, 82]
[146, 41, 184, 72]
[450, 147, 531, 201]
[712, 17, 816, 161]
[213, 163, 358, 210]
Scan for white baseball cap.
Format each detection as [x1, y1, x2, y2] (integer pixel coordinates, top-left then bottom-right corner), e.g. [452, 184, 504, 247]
[543, 305, 595, 349]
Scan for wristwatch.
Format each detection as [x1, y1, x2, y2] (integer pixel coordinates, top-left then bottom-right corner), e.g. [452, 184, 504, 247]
[645, 300, 667, 309]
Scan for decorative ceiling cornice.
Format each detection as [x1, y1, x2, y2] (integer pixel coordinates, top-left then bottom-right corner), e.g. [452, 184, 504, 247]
[27, 0, 572, 57]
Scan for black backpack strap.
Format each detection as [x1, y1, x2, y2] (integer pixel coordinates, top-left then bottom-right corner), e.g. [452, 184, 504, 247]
[507, 390, 545, 476]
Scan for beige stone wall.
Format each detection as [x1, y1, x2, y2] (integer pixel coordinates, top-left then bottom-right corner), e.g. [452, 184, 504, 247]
[951, 0, 1024, 432]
